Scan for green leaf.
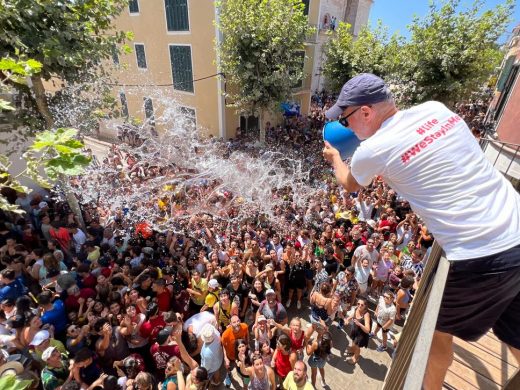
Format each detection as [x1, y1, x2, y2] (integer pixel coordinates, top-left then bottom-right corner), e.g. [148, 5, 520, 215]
[0, 100, 15, 111]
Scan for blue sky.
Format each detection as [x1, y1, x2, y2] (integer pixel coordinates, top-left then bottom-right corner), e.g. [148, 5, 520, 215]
[368, 0, 520, 44]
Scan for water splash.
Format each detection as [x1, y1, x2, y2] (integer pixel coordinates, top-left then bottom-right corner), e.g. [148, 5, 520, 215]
[70, 92, 318, 233]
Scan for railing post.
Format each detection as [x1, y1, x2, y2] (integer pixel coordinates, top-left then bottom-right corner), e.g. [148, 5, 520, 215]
[382, 242, 449, 390]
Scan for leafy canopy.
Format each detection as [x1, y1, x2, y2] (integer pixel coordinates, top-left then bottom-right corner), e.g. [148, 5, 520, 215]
[322, 0, 514, 107]
[0, 0, 131, 82]
[0, 57, 91, 214]
[216, 0, 315, 113]
[403, 0, 514, 106]
[323, 21, 403, 93]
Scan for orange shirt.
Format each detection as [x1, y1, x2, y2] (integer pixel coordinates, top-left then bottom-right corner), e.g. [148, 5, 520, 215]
[221, 323, 248, 361]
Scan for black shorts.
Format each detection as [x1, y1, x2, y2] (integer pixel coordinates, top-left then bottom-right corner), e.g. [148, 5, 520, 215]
[376, 322, 390, 333]
[436, 243, 520, 349]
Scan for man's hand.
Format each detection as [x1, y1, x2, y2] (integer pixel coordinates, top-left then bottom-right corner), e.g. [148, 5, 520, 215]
[322, 141, 341, 164]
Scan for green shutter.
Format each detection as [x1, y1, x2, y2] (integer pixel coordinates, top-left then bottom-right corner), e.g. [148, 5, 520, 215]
[170, 45, 194, 92]
[497, 56, 516, 92]
[165, 0, 189, 31]
[129, 0, 139, 13]
[135, 44, 147, 69]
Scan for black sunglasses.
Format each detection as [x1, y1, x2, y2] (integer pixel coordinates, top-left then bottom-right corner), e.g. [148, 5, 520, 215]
[338, 107, 361, 128]
[338, 105, 371, 128]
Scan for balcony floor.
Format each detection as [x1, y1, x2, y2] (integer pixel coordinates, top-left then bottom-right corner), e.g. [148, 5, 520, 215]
[444, 331, 519, 390]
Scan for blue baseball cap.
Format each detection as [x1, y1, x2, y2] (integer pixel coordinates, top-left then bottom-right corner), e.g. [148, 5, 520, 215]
[325, 73, 392, 120]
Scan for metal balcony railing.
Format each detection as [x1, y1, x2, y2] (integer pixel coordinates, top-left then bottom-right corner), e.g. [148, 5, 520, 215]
[382, 136, 520, 390]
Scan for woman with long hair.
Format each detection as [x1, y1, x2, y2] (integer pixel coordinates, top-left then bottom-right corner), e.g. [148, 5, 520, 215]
[235, 338, 252, 388]
[306, 331, 333, 387]
[346, 298, 371, 365]
[237, 351, 276, 390]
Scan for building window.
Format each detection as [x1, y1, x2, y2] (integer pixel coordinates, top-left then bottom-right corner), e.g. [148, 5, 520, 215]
[178, 106, 196, 130]
[135, 44, 147, 69]
[292, 51, 305, 88]
[169, 45, 194, 93]
[129, 0, 139, 14]
[119, 91, 129, 118]
[143, 97, 155, 125]
[165, 0, 189, 31]
[240, 115, 259, 133]
[302, 0, 309, 16]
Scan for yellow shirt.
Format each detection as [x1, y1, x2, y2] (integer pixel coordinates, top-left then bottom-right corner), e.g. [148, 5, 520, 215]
[87, 246, 100, 262]
[205, 288, 220, 308]
[283, 372, 314, 390]
[190, 277, 208, 306]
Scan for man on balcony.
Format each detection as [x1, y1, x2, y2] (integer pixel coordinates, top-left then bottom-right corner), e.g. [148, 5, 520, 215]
[322, 73, 520, 390]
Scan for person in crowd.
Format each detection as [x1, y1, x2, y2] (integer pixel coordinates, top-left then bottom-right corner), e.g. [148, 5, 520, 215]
[221, 315, 249, 387]
[41, 346, 74, 390]
[237, 350, 276, 390]
[38, 290, 67, 339]
[282, 360, 313, 390]
[199, 323, 224, 386]
[272, 333, 293, 386]
[371, 290, 397, 352]
[346, 298, 371, 365]
[306, 331, 332, 388]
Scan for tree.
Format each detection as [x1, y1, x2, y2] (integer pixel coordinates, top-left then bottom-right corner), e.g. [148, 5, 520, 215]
[322, 21, 403, 93]
[402, 0, 514, 107]
[1, 57, 91, 215]
[0, 0, 131, 128]
[216, 0, 314, 141]
[322, 0, 514, 108]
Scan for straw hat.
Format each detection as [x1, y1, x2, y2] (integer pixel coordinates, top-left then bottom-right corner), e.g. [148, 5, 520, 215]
[0, 361, 24, 377]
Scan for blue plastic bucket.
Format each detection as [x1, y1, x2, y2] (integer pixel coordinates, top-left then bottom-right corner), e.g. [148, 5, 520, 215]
[322, 121, 360, 160]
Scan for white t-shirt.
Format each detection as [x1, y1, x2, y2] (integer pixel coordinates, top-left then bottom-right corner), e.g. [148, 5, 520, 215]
[351, 101, 520, 260]
[353, 245, 379, 267]
[183, 311, 217, 336]
[396, 226, 413, 250]
[376, 296, 397, 325]
[72, 229, 87, 253]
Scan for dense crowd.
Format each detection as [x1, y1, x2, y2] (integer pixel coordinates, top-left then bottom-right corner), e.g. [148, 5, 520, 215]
[454, 97, 493, 138]
[0, 96, 440, 390]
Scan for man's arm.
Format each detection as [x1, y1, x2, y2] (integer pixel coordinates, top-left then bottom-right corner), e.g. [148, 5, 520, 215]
[323, 142, 362, 193]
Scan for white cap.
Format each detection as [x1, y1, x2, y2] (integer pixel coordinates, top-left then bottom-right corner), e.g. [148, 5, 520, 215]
[257, 315, 267, 323]
[31, 329, 50, 346]
[208, 279, 219, 289]
[367, 219, 377, 229]
[42, 346, 57, 362]
[39, 201, 48, 209]
[265, 289, 276, 296]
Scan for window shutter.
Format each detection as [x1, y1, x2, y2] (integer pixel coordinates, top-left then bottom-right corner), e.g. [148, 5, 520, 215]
[129, 0, 139, 13]
[170, 46, 194, 92]
[497, 56, 516, 92]
[120, 92, 129, 117]
[135, 44, 147, 69]
[165, 0, 189, 31]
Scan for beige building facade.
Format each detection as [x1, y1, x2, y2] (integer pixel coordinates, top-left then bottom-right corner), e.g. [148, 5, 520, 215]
[105, 0, 371, 139]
